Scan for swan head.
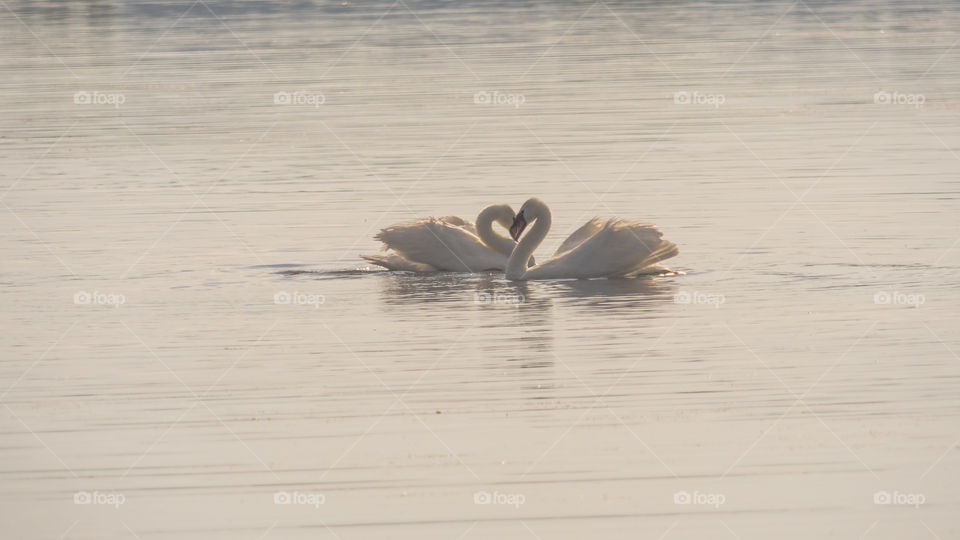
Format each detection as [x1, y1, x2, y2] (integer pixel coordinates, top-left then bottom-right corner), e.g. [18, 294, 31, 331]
[493, 204, 519, 231]
[478, 204, 520, 235]
[509, 210, 526, 241]
[509, 198, 547, 241]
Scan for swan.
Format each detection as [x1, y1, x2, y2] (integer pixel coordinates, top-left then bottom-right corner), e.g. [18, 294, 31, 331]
[505, 198, 679, 280]
[362, 204, 533, 272]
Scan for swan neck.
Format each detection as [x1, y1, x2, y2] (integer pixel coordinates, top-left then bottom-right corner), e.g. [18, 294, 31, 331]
[506, 206, 551, 279]
[476, 207, 514, 256]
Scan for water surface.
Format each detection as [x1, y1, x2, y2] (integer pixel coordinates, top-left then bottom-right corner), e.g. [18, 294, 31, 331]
[1, 1, 958, 538]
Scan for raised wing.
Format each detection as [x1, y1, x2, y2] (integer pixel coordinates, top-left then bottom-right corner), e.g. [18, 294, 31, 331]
[526, 219, 678, 279]
[436, 215, 477, 236]
[375, 218, 506, 272]
[554, 217, 603, 255]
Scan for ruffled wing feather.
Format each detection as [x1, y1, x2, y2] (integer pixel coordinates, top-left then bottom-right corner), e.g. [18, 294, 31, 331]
[525, 219, 678, 279]
[554, 217, 603, 255]
[375, 218, 507, 272]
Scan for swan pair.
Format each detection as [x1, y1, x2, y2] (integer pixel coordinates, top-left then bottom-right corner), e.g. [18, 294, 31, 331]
[362, 198, 679, 280]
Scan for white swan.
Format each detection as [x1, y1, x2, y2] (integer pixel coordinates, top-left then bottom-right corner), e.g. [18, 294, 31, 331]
[363, 204, 532, 272]
[505, 198, 679, 280]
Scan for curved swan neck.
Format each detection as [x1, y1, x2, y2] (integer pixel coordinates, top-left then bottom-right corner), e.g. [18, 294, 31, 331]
[506, 201, 551, 279]
[476, 205, 515, 256]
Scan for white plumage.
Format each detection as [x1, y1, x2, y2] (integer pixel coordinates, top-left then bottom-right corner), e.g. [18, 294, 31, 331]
[362, 205, 524, 272]
[505, 198, 679, 280]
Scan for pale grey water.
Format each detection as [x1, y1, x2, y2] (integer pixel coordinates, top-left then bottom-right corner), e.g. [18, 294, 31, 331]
[1, 1, 958, 538]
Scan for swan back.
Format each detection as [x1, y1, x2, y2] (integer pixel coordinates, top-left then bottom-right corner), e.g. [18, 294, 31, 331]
[523, 218, 678, 280]
[376, 218, 506, 272]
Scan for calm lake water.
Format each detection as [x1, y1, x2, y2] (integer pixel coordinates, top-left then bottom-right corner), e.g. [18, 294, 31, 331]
[1, 1, 958, 538]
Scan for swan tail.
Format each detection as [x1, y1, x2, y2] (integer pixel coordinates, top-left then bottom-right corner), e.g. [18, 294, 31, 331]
[361, 254, 437, 272]
[630, 262, 684, 276]
[624, 241, 679, 277]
